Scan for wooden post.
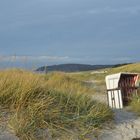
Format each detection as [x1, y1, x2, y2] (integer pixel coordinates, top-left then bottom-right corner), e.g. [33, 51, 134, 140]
[45, 65, 47, 74]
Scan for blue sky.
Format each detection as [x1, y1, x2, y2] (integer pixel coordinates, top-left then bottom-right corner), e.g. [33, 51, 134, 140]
[0, 0, 140, 68]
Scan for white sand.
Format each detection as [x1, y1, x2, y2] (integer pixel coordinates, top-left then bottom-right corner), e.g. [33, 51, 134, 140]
[98, 109, 140, 140]
[0, 131, 19, 140]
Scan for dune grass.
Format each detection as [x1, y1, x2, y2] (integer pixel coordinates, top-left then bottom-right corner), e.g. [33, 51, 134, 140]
[69, 63, 140, 86]
[0, 70, 113, 140]
[106, 63, 140, 74]
[130, 96, 140, 115]
[130, 89, 140, 115]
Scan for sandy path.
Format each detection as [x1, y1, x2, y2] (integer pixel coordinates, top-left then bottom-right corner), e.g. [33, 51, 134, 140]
[93, 93, 140, 140]
[98, 109, 140, 140]
[0, 131, 19, 140]
[93, 94, 140, 140]
[89, 79, 140, 140]
[0, 110, 19, 140]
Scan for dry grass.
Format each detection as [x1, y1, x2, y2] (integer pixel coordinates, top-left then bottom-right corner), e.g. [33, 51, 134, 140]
[69, 63, 140, 88]
[0, 69, 113, 140]
[130, 96, 140, 115]
[130, 90, 140, 115]
[108, 63, 140, 73]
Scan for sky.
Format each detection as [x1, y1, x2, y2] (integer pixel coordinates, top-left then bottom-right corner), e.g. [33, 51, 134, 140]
[0, 0, 140, 68]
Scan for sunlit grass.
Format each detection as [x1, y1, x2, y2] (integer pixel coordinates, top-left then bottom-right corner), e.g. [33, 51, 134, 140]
[130, 90, 140, 115]
[69, 63, 140, 87]
[107, 63, 140, 73]
[0, 70, 113, 139]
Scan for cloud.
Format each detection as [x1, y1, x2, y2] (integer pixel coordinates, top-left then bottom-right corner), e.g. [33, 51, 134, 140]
[88, 6, 140, 15]
[112, 57, 133, 62]
[0, 55, 69, 62]
[36, 56, 69, 61]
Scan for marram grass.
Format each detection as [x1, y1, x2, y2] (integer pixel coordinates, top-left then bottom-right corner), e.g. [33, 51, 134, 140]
[130, 92, 140, 116]
[0, 70, 113, 140]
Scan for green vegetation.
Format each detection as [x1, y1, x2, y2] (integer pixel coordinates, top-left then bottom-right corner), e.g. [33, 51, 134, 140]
[130, 96, 140, 115]
[69, 71, 107, 82]
[130, 89, 140, 115]
[0, 70, 112, 140]
[0, 63, 139, 139]
[69, 63, 140, 85]
[108, 63, 140, 73]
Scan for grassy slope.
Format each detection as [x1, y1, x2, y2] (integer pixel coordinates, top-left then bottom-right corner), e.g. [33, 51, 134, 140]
[108, 63, 140, 73]
[70, 62, 140, 116]
[68, 63, 140, 106]
[0, 70, 112, 140]
[69, 63, 140, 82]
